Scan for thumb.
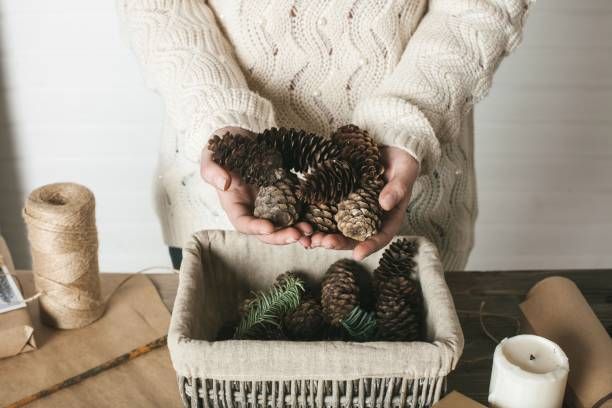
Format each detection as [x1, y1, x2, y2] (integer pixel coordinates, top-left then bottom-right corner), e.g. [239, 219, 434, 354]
[379, 177, 412, 211]
[200, 149, 231, 191]
[378, 158, 418, 211]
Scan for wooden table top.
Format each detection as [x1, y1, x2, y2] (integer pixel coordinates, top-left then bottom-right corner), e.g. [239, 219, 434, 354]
[143, 269, 612, 405]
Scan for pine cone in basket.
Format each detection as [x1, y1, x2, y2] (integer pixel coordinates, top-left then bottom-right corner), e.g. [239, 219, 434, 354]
[234, 272, 305, 340]
[304, 202, 338, 232]
[256, 127, 341, 172]
[335, 187, 383, 241]
[331, 124, 384, 179]
[283, 296, 327, 340]
[373, 239, 422, 341]
[297, 159, 356, 204]
[321, 259, 362, 326]
[208, 132, 283, 186]
[376, 239, 419, 280]
[238, 272, 300, 318]
[254, 169, 301, 227]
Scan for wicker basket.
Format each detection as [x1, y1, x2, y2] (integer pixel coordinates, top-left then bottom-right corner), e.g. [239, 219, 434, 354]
[169, 231, 463, 408]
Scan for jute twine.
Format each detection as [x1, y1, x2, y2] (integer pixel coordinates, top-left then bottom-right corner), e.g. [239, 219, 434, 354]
[22, 182, 105, 329]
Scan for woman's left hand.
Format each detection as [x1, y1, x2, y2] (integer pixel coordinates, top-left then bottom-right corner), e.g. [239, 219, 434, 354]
[302, 146, 419, 259]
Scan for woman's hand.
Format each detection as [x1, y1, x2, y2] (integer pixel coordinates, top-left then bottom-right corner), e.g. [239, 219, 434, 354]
[305, 146, 419, 259]
[200, 127, 312, 244]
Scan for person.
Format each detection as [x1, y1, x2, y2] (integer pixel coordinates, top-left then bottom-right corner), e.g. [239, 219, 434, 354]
[119, 0, 532, 270]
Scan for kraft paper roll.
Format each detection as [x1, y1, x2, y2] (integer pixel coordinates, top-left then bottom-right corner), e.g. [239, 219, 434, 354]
[520, 277, 612, 408]
[434, 391, 486, 407]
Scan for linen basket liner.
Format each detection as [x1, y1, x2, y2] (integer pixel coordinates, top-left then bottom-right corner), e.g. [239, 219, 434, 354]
[169, 230, 463, 381]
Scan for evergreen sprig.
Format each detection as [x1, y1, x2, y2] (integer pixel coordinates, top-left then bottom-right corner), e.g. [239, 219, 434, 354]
[234, 274, 305, 339]
[340, 306, 377, 342]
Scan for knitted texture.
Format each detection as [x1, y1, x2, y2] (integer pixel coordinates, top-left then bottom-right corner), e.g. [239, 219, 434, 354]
[119, 0, 533, 270]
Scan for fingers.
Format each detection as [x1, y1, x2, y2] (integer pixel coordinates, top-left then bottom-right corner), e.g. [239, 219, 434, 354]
[256, 228, 303, 245]
[201, 149, 231, 191]
[353, 198, 409, 260]
[293, 221, 314, 237]
[217, 189, 276, 235]
[298, 236, 311, 249]
[233, 214, 277, 236]
[310, 232, 356, 250]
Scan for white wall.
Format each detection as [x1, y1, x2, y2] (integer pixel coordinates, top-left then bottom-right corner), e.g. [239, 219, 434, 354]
[0, 1, 610, 271]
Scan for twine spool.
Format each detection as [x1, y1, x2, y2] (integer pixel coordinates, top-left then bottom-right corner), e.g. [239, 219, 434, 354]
[23, 182, 105, 329]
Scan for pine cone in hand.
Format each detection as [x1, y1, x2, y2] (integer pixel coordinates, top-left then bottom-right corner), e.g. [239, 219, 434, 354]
[283, 296, 327, 340]
[304, 203, 337, 232]
[297, 159, 356, 204]
[208, 132, 283, 186]
[254, 169, 301, 227]
[373, 239, 422, 341]
[321, 259, 364, 326]
[331, 125, 384, 180]
[256, 127, 340, 172]
[335, 186, 383, 241]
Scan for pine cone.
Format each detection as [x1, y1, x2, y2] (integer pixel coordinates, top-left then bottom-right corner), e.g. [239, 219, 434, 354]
[373, 239, 422, 341]
[331, 125, 384, 180]
[254, 169, 301, 227]
[335, 187, 383, 241]
[241, 324, 288, 340]
[304, 203, 337, 232]
[376, 239, 419, 280]
[238, 296, 254, 318]
[256, 127, 340, 172]
[208, 133, 283, 186]
[297, 159, 356, 204]
[283, 296, 327, 340]
[321, 259, 363, 326]
[375, 277, 421, 341]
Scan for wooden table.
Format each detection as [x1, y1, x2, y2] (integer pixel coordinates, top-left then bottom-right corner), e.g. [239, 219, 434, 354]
[146, 269, 612, 405]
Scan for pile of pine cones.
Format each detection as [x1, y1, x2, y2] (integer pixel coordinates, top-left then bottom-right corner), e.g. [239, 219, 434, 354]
[233, 239, 423, 342]
[208, 125, 385, 241]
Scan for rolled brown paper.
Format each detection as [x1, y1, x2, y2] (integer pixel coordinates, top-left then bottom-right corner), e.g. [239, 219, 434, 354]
[520, 276, 612, 408]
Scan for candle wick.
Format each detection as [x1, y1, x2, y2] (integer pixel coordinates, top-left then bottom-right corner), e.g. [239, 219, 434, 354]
[530, 354, 536, 361]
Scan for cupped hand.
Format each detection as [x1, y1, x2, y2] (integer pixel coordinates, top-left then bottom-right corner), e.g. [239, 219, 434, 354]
[200, 127, 313, 245]
[305, 146, 419, 259]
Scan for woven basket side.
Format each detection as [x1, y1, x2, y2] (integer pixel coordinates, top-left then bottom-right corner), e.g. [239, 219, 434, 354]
[179, 375, 446, 408]
[169, 231, 463, 381]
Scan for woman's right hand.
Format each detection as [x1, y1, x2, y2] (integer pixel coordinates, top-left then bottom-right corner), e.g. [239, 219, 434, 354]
[200, 127, 312, 245]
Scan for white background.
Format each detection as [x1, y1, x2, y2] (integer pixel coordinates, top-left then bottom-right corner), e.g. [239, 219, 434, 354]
[1, 1, 611, 271]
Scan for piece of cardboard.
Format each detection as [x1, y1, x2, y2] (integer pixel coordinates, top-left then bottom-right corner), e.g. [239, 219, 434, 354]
[433, 391, 486, 407]
[0, 235, 37, 360]
[520, 276, 612, 408]
[0, 273, 180, 407]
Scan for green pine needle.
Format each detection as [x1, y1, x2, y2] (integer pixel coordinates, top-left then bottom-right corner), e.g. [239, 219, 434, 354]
[340, 306, 377, 342]
[234, 274, 305, 339]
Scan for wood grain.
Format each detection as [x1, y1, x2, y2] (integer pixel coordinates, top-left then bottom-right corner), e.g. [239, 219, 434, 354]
[12, 269, 611, 405]
[147, 269, 611, 405]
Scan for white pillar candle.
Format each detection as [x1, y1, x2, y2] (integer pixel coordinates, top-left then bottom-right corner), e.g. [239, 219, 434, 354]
[488, 334, 569, 408]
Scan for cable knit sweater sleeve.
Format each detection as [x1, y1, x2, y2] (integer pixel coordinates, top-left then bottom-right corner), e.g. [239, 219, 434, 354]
[352, 0, 533, 173]
[118, 0, 276, 162]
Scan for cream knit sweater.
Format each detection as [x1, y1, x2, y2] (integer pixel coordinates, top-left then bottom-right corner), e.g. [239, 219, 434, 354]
[119, 0, 532, 270]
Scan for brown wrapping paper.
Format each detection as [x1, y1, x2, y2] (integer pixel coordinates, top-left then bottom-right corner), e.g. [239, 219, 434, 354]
[0, 234, 16, 272]
[520, 276, 612, 408]
[0, 273, 180, 407]
[0, 306, 37, 359]
[0, 235, 37, 359]
[433, 391, 486, 407]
